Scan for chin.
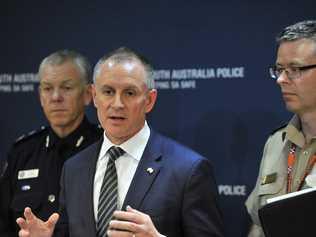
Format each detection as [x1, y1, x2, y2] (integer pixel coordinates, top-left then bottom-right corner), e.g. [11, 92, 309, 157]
[285, 104, 300, 114]
[107, 129, 133, 142]
[49, 118, 72, 127]
[108, 129, 128, 138]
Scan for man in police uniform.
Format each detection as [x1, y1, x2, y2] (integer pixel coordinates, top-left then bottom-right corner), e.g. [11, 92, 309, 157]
[246, 20, 316, 236]
[0, 50, 102, 236]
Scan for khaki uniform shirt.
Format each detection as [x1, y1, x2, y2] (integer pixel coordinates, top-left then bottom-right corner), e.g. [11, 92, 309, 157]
[245, 115, 316, 237]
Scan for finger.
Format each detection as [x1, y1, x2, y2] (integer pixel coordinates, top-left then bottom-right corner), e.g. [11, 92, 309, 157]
[126, 205, 143, 215]
[16, 217, 27, 230]
[126, 205, 134, 211]
[125, 206, 158, 234]
[126, 206, 148, 223]
[107, 229, 132, 237]
[46, 213, 59, 228]
[109, 219, 137, 232]
[18, 229, 30, 237]
[126, 206, 144, 214]
[24, 207, 35, 222]
[113, 210, 139, 224]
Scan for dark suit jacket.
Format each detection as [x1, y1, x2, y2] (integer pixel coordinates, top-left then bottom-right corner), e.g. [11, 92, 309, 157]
[55, 129, 224, 237]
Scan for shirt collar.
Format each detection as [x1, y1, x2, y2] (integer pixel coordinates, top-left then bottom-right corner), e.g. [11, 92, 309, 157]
[99, 121, 150, 161]
[46, 116, 89, 149]
[283, 115, 305, 147]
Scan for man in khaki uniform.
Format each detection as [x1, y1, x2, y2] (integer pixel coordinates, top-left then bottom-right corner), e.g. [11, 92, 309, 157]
[246, 20, 316, 236]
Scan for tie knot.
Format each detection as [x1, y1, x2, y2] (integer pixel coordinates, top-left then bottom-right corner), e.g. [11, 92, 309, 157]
[107, 146, 125, 161]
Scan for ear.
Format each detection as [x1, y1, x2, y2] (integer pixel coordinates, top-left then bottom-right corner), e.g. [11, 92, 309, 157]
[91, 84, 98, 108]
[145, 89, 157, 113]
[83, 84, 92, 106]
[38, 86, 44, 108]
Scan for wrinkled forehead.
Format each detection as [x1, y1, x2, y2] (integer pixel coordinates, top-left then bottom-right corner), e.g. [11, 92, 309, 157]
[278, 39, 316, 54]
[106, 58, 138, 71]
[39, 62, 83, 85]
[97, 59, 147, 84]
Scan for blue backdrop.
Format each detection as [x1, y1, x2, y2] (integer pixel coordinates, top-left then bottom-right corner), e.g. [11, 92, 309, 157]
[1, 1, 315, 236]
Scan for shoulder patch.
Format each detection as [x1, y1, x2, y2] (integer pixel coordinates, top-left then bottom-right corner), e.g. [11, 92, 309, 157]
[270, 123, 287, 135]
[14, 126, 48, 145]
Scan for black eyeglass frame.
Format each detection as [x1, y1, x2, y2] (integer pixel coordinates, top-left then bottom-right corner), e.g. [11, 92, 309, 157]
[269, 64, 316, 79]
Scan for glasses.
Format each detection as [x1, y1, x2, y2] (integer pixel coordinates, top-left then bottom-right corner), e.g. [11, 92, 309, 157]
[269, 64, 316, 80]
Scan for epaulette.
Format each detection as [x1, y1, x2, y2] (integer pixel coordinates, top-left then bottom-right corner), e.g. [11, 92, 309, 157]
[14, 126, 48, 145]
[270, 123, 287, 135]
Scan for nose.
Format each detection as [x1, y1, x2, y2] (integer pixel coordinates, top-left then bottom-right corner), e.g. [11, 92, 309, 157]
[112, 94, 124, 108]
[51, 88, 63, 101]
[276, 71, 291, 85]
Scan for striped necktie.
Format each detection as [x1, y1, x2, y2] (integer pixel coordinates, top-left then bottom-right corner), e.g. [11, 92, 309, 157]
[97, 146, 125, 237]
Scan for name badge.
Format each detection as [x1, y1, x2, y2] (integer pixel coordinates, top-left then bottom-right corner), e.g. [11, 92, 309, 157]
[18, 169, 39, 180]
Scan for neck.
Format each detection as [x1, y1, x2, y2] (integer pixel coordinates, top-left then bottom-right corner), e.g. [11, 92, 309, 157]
[300, 112, 316, 144]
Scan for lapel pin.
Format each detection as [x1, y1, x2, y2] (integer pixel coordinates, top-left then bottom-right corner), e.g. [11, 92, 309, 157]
[146, 167, 154, 174]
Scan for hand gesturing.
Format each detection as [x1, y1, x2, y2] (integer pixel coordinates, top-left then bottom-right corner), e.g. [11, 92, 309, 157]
[16, 207, 59, 237]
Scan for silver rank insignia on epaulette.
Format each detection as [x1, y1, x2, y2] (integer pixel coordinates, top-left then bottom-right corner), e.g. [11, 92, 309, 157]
[15, 126, 47, 144]
[15, 134, 26, 143]
[45, 135, 50, 148]
[28, 130, 36, 136]
[76, 136, 84, 147]
[0, 161, 8, 178]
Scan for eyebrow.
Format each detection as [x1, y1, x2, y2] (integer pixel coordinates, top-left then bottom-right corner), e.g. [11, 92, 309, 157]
[40, 79, 78, 85]
[276, 61, 305, 67]
[99, 84, 139, 90]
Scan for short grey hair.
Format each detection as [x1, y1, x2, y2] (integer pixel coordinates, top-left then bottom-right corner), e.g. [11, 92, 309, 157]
[38, 49, 92, 84]
[277, 20, 316, 45]
[93, 47, 155, 89]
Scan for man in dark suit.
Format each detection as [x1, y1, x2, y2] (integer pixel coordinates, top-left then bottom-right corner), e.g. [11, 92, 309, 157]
[17, 47, 224, 237]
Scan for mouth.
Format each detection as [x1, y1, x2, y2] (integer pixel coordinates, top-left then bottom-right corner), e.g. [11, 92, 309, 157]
[108, 115, 126, 121]
[282, 92, 296, 100]
[50, 109, 67, 113]
[282, 91, 295, 96]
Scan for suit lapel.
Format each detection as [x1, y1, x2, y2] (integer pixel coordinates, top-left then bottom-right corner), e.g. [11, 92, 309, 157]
[78, 139, 103, 235]
[122, 131, 162, 210]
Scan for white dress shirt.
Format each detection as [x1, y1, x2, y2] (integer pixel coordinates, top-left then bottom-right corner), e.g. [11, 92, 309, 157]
[93, 122, 150, 221]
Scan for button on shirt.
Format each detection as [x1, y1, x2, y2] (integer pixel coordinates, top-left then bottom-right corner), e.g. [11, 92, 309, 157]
[93, 122, 150, 221]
